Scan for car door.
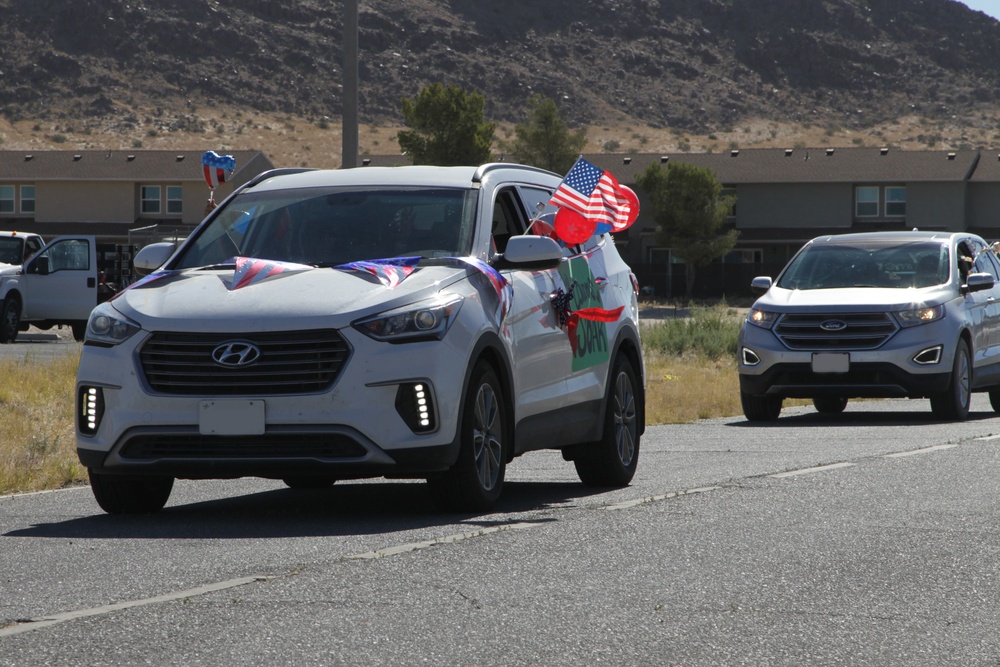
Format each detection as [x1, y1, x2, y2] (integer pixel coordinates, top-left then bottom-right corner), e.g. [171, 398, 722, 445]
[492, 186, 575, 420]
[21, 237, 98, 321]
[972, 243, 1000, 368]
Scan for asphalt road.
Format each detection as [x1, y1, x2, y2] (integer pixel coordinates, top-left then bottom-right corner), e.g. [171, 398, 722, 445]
[1, 394, 998, 665]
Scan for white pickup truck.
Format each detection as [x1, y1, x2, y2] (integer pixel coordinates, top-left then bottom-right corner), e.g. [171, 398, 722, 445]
[0, 235, 109, 343]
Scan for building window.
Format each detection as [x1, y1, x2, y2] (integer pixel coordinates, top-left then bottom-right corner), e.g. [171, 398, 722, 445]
[723, 248, 762, 264]
[166, 186, 183, 215]
[885, 186, 906, 217]
[0, 185, 13, 214]
[20, 185, 35, 214]
[141, 185, 161, 214]
[855, 186, 878, 217]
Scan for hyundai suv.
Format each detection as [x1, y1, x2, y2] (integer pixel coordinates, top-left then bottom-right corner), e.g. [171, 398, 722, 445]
[738, 231, 1000, 421]
[76, 164, 645, 513]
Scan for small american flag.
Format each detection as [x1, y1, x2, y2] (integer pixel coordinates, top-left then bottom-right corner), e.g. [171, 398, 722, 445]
[549, 157, 631, 230]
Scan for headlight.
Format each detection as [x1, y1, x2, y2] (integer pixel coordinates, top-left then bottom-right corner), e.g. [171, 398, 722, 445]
[895, 305, 944, 328]
[352, 295, 464, 342]
[85, 302, 142, 345]
[746, 308, 778, 329]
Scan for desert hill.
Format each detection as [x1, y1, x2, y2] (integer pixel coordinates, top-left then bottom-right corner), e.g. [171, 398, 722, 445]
[2, 0, 1000, 168]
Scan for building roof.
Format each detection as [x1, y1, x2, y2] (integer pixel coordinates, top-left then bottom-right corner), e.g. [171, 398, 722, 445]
[586, 148, 981, 185]
[0, 150, 270, 181]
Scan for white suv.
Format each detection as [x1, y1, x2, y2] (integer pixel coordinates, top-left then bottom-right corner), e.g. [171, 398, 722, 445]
[739, 231, 1000, 421]
[76, 165, 645, 513]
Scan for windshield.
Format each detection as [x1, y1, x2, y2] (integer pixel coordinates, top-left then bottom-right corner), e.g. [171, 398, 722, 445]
[175, 186, 478, 269]
[776, 241, 950, 290]
[0, 237, 23, 265]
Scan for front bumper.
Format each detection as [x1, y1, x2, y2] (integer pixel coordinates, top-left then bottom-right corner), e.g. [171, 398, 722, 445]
[75, 326, 470, 479]
[738, 319, 956, 399]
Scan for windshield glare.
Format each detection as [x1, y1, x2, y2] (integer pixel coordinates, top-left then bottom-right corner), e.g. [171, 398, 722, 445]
[175, 187, 477, 269]
[776, 241, 950, 290]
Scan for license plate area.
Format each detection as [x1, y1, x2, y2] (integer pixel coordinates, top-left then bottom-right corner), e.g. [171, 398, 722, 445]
[200, 399, 265, 435]
[812, 352, 850, 374]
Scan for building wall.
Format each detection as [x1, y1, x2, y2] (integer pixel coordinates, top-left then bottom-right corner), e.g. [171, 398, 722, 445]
[968, 183, 1000, 231]
[36, 181, 134, 223]
[906, 182, 965, 231]
[734, 183, 853, 229]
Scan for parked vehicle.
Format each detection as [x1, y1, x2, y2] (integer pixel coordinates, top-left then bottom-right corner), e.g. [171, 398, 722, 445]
[0, 235, 109, 343]
[0, 231, 45, 267]
[75, 165, 645, 513]
[738, 231, 1000, 421]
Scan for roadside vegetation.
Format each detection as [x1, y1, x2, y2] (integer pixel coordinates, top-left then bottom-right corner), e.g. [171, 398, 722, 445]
[0, 302, 767, 495]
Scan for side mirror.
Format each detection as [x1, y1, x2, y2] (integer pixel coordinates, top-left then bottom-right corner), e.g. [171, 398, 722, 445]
[965, 272, 994, 294]
[496, 235, 563, 270]
[750, 276, 773, 295]
[134, 242, 177, 276]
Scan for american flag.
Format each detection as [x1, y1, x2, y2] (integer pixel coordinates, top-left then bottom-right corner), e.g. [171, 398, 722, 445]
[549, 157, 631, 230]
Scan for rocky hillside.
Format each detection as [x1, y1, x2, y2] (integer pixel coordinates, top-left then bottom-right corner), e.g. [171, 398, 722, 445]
[2, 0, 1000, 137]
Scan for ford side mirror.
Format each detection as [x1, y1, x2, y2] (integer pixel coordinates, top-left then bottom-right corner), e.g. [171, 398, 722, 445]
[750, 276, 772, 295]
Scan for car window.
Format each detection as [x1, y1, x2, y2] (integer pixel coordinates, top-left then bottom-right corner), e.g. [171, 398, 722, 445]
[777, 241, 949, 290]
[176, 187, 477, 269]
[973, 245, 1000, 280]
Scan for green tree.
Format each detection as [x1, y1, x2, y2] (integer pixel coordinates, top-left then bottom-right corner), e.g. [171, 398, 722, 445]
[637, 161, 738, 298]
[506, 95, 586, 174]
[397, 83, 496, 166]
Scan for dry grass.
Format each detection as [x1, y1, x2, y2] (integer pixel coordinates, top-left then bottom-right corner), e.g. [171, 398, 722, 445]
[644, 350, 743, 424]
[0, 352, 86, 495]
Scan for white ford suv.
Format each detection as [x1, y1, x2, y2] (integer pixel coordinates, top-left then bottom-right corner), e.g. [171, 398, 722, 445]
[76, 165, 645, 513]
[739, 231, 1000, 421]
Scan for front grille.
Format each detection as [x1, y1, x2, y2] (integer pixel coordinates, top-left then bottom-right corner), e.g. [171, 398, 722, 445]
[139, 330, 350, 396]
[774, 312, 898, 350]
[119, 432, 367, 460]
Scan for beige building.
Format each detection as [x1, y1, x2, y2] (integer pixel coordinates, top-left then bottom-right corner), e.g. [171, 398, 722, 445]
[0, 149, 274, 244]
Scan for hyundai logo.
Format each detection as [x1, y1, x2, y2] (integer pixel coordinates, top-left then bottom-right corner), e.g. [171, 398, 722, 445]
[820, 320, 848, 332]
[211, 341, 262, 367]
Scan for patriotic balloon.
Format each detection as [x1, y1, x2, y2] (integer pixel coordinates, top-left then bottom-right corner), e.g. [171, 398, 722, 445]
[201, 151, 236, 191]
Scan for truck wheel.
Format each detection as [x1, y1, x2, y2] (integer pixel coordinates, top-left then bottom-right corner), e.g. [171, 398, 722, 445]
[71, 321, 87, 341]
[0, 298, 20, 344]
[930, 340, 971, 421]
[741, 390, 782, 422]
[427, 361, 507, 512]
[574, 355, 640, 487]
[813, 397, 848, 414]
[88, 470, 174, 514]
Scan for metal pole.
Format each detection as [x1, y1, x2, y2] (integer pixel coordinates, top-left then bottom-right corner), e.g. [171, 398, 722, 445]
[342, 0, 359, 169]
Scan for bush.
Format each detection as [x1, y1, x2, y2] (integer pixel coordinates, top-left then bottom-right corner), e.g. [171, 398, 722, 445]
[642, 306, 743, 360]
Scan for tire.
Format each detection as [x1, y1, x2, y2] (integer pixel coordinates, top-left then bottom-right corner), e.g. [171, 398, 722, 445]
[0, 297, 20, 344]
[282, 476, 337, 489]
[88, 470, 174, 514]
[741, 390, 782, 422]
[71, 321, 87, 341]
[813, 397, 848, 414]
[990, 389, 1000, 413]
[428, 361, 507, 512]
[930, 340, 971, 421]
[574, 355, 640, 487]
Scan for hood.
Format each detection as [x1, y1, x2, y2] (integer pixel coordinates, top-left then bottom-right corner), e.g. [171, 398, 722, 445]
[755, 285, 952, 312]
[0, 263, 20, 275]
[113, 263, 469, 332]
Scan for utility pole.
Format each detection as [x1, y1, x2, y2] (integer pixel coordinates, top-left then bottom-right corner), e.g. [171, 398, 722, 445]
[342, 0, 359, 169]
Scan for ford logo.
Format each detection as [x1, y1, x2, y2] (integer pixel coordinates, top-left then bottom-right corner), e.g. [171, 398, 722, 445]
[211, 341, 262, 367]
[820, 320, 848, 332]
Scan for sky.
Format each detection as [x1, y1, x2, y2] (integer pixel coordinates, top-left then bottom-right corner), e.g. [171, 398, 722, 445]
[959, 0, 1000, 21]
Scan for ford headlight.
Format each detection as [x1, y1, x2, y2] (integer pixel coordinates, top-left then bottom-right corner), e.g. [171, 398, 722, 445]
[895, 304, 944, 328]
[746, 308, 778, 330]
[86, 302, 142, 345]
[353, 295, 463, 342]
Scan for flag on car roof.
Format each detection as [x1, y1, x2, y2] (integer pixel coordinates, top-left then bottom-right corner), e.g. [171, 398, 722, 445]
[549, 157, 631, 230]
